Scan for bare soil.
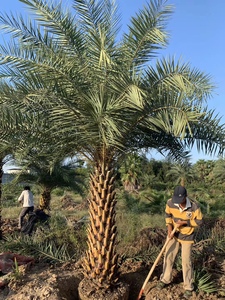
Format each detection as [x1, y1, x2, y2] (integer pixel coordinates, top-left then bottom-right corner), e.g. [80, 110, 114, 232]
[0, 218, 224, 300]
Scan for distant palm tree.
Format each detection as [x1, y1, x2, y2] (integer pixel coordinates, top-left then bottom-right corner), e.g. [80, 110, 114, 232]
[1, 0, 225, 296]
[212, 159, 225, 190]
[119, 153, 147, 191]
[166, 156, 195, 186]
[13, 150, 86, 210]
[194, 159, 215, 185]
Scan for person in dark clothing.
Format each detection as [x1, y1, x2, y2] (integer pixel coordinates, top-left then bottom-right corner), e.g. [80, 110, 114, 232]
[21, 208, 50, 235]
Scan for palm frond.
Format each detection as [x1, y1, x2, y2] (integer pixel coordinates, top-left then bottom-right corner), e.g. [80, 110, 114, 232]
[194, 269, 217, 294]
[19, 0, 84, 49]
[73, 0, 121, 69]
[183, 109, 225, 156]
[145, 57, 214, 102]
[122, 0, 173, 68]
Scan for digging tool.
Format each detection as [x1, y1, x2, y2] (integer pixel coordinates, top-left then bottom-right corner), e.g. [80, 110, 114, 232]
[137, 225, 178, 300]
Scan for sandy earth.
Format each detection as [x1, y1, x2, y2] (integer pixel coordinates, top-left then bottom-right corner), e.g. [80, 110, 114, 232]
[0, 218, 224, 300]
[0, 257, 224, 300]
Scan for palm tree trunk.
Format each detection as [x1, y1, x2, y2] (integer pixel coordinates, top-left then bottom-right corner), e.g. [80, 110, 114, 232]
[39, 190, 51, 211]
[180, 177, 185, 187]
[83, 164, 119, 289]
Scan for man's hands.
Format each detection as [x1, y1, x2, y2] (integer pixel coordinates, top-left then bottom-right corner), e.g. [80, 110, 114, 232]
[176, 220, 187, 227]
[167, 220, 188, 239]
[167, 224, 174, 239]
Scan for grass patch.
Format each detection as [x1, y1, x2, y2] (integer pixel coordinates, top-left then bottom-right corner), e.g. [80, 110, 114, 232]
[2, 207, 21, 219]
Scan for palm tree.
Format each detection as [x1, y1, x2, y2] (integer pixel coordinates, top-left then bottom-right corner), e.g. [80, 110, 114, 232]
[13, 148, 87, 210]
[166, 155, 195, 187]
[211, 158, 225, 190]
[193, 159, 215, 186]
[1, 0, 225, 297]
[0, 98, 30, 239]
[119, 153, 147, 192]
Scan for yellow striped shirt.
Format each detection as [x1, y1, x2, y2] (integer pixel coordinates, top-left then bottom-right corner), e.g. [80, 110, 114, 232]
[165, 197, 203, 243]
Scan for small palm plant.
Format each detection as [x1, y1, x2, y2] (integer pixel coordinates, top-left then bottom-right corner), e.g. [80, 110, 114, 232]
[194, 268, 217, 294]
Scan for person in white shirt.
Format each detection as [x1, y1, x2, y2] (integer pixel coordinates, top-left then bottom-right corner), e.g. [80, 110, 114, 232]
[18, 186, 34, 230]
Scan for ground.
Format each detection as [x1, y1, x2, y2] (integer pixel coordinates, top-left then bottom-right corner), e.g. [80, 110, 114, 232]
[0, 218, 225, 299]
[0, 256, 224, 300]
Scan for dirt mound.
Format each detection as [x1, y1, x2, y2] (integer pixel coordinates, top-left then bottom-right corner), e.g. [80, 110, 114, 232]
[4, 262, 82, 300]
[1, 219, 19, 235]
[0, 219, 224, 299]
[1, 258, 222, 300]
[133, 227, 167, 249]
[60, 195, 88, 211]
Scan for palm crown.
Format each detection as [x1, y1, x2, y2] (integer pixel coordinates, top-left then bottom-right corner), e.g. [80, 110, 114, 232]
[0, 0, 223, 161]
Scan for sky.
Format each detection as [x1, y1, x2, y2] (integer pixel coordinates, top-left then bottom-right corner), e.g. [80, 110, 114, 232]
[1, 0, 225, 164]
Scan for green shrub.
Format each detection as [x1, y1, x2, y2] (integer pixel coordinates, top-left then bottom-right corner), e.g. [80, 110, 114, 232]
[194, 269, 217, 294]
[52, 188, 65, 197]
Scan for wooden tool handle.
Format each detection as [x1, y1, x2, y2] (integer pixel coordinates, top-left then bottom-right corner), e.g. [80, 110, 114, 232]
[137, 225, 178, 300]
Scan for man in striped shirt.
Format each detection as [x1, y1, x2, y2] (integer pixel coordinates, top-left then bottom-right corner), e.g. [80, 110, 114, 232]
[157, 186, 203, 299]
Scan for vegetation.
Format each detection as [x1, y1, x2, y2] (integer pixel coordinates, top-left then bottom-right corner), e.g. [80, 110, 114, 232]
[0, 0, 225, 297]
[12, 154, 88, 210]
[1, 178, 225, 297]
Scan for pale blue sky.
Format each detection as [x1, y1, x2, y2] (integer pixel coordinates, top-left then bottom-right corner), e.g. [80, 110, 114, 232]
[1, 0, 225, 163]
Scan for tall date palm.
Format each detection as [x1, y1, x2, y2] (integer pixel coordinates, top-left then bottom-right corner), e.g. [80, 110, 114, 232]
[0, 0, 225, 296]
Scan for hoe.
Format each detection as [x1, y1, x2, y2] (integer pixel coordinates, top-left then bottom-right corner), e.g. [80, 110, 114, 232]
[137, 225, 178, 299]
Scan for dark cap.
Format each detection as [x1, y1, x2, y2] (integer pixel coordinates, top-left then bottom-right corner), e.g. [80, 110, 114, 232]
[172, 186, 187, 204]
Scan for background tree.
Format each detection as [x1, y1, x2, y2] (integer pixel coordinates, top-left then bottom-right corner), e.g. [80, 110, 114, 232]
[119, 153, 148, 192]
[0, 96, 32, 239]
[13, 148, 87, 210]
[211, 158, 225, 192]
[166, 155, 195, 187]
[193, 159, 215, 188]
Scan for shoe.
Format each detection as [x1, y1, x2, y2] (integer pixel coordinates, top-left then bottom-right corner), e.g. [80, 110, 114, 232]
[183, 290, 192, 299]
[156, 281, 167, 290]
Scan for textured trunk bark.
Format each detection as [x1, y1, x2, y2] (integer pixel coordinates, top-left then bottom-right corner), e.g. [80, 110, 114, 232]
[39, 189, 51, 211]
[82, 163, 119, 289]
[180, 177, 185, 187]
[124, 181, 136, 192]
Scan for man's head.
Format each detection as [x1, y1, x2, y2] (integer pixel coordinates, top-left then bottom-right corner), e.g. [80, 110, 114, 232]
[24, 186, 30, 190]
[172, 186, 187, 204]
